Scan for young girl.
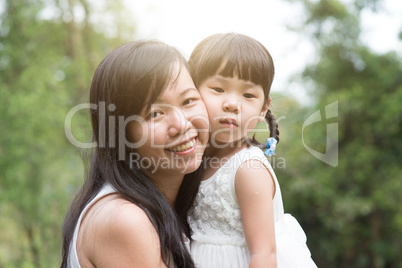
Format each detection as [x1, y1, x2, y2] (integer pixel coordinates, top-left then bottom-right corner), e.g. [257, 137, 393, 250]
[187, 33, 317, 267]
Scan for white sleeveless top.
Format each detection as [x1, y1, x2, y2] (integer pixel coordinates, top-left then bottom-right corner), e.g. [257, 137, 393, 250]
[67, 184, 189, 268]
[67, 184, 117, 268]
[188, 146, 317, 268]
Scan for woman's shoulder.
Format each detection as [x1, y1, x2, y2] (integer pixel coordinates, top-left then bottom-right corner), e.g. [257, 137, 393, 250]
[78, 194, 164, 267]
[84, 194, 158, 245]
[92, 195, 153, 233]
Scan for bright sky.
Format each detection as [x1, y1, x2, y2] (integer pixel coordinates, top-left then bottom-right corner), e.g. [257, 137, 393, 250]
[123, 0, 402, 97]
[124, 0, 309, 93]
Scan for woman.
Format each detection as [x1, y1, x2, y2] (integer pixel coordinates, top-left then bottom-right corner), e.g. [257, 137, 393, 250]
[61, 40, 209, 268]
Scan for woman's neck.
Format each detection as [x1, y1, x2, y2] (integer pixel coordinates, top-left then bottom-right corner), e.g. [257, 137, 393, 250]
[157, 178, 183, 207]
[144, 170, 184, 207]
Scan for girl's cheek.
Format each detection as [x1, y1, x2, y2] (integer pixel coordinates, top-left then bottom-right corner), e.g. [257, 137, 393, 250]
[192, 104, 209, 123]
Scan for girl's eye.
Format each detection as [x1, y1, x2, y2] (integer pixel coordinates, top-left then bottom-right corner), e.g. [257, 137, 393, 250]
[243, 93, 255, 98]
[211, 87, 224, 93]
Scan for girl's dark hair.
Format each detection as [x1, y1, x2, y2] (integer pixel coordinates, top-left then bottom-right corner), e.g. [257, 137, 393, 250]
[189, 32, 280, 145]
[61, 40, 196, 268]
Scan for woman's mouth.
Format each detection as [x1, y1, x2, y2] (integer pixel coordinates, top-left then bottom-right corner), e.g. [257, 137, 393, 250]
[167, 137, 197, 153]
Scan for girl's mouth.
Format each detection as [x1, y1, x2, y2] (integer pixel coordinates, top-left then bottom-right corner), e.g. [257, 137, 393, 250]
[219, 118, 238, 127]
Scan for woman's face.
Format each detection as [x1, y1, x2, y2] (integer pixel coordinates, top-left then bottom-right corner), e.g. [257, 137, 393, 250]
[128, 66, 209, 179]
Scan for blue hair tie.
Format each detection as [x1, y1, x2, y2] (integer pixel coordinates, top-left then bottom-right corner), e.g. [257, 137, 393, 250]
[264, 137, 277, 157]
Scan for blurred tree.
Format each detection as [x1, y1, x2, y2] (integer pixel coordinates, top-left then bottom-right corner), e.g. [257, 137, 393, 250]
[277, 0, 402, 267]
[0, 0, 134, 267]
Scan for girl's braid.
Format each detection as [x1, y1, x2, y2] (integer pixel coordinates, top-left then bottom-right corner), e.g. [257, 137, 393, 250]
[265, 109, 280, 144]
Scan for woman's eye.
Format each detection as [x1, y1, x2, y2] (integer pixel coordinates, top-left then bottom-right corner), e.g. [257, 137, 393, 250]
[149, 110, 163, 119]
[211, 87, 224, 93]
[183, 98, 197, 106]
[243, 93, 255, 99]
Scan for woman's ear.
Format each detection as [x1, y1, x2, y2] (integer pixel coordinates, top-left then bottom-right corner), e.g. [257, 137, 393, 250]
[258, 97, 271, 122]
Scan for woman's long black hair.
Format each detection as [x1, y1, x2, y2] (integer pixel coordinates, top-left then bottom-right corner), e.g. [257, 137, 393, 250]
[61, 40, 196, 268]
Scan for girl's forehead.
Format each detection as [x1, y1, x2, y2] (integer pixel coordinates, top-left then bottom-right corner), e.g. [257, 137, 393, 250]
[216, 61, 250, 79]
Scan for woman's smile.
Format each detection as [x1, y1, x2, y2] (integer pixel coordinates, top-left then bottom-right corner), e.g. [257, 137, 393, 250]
[167, 137, 197, 154]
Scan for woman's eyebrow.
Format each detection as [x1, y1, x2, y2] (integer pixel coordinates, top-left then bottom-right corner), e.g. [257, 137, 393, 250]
[179, 88, 198, 96]
[153, 88, 198, 104]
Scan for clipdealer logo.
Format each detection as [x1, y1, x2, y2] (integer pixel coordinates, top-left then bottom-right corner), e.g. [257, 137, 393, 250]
[302, 101, 338, 167]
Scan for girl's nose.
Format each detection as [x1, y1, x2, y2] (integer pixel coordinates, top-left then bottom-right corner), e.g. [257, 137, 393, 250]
[223, 98, 240, 113]
[168, 108, 190, 137]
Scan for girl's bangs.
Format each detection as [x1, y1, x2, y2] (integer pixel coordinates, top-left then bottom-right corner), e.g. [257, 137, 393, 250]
[195, 34, 273, 91]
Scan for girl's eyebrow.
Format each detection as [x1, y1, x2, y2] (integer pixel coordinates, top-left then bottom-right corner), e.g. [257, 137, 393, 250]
[242, 82, 258, 89]
[212, 76, 258, 89]
[210, 76, 226, 83]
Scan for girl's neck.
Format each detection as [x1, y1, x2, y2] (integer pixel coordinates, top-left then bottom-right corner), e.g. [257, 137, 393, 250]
[206, 139, 248, 159]
[201, 140, 248, 180]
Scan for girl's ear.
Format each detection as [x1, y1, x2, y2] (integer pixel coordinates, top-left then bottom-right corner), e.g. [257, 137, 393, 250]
[259, 97, 271, 122]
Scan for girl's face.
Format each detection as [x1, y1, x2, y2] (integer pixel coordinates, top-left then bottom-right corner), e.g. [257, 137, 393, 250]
[128, 66, 209, 178]
[198, 75, 269, 145]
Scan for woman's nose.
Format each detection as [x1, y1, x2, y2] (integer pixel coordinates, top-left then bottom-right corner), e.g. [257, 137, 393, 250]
[168, 108, 190, 137]
[223, 97, 240, 113]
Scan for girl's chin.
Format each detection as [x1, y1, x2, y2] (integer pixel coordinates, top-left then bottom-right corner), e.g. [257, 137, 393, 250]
[209, 136, 243, 147]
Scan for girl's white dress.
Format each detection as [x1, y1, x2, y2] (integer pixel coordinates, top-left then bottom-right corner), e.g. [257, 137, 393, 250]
[188, 146, 317, 268]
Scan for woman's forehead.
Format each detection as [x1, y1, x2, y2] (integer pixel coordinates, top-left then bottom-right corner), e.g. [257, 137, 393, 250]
[141, 66, 195, 111]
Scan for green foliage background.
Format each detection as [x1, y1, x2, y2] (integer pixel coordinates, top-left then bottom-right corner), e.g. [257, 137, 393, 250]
[0, 0, 401, 267]
[0, 0, 134, 267]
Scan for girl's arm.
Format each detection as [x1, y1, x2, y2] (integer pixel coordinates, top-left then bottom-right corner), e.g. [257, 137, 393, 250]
[79, 197, 167, 268]
[235, 159, 277, 268]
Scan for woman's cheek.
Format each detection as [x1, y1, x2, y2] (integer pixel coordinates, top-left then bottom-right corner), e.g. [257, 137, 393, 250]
[127, 121, 145, 144]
